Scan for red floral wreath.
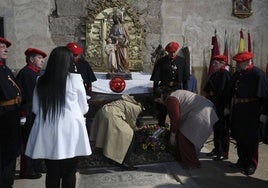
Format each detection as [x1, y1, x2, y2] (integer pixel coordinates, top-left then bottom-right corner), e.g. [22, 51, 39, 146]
[109, 76, 126, 93]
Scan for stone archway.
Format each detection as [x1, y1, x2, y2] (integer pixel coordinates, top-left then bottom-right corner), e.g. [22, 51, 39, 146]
[85, 1, 144, 72]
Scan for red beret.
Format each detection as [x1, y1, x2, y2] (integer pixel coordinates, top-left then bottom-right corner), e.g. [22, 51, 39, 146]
[24, 48, 47, 58]
[213, 55, 228, 64]
[165, 42, 180, 53]
[66, 42, 83, 56]
[0, 37, 11, 47]
[232, 51, 253, 62]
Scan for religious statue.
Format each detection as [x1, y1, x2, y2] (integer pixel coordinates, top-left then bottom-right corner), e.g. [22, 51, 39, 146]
[109, 13, 130, 73]
[105, 37, 117, 73]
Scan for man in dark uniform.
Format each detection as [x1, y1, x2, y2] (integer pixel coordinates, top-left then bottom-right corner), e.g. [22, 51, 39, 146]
[66, 42, 97, 97]
[16, 48, 47, 179]
[203, 55, 231, 160]
[0, 37, 22, 187]
[229, 51, 268, 175]
[150, 41, 189, 126]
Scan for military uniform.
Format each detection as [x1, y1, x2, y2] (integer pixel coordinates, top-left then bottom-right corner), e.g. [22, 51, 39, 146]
[229, 51, 268, 175]
[150, 41, 189, 126]
[67, 42, 97, 96]
[203, 55, 231, 160]
[150, 55, 189, 91]
[0, 37, 22, 187]
[69, 58, 97, 96]
[16, 48, 47, 179]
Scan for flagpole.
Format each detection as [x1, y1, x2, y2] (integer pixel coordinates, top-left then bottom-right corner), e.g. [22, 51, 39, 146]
[238, 28, 245, 53]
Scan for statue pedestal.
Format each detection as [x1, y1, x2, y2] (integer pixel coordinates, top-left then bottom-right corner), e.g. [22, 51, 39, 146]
[106, 72, 132, 80]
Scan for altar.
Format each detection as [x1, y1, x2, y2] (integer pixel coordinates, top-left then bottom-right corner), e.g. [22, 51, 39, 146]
[87, 72, 155, 124]
[87, 72, 197, 131]
[92, 72, 153, 94]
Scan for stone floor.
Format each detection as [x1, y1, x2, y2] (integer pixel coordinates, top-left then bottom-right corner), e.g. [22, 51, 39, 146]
[13, 136, 268, 188]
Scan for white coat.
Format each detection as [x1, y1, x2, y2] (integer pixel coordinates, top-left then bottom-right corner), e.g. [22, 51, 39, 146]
[25, 73, 92, 160]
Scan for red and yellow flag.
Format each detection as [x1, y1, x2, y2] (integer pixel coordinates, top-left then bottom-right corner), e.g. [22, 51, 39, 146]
[238, 29, 245, 53]
[208, 29, 220, 75]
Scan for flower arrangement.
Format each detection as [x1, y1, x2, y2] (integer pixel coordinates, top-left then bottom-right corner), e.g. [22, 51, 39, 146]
[135, 124, 170, 155]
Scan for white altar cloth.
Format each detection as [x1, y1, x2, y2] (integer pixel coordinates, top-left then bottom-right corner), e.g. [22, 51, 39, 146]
[92, 72, 153, 94]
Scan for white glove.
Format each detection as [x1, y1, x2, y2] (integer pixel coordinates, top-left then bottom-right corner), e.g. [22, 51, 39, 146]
[86, 95, 91, 100]
[20, 117, 26, 125]
[259, 114, 268, 124]
[224, 108, 230, 116]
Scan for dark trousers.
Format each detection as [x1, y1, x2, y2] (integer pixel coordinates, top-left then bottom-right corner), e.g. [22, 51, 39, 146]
[45, 158, 77, 188]
[20, 134, 33, 176]
[0, 154, 16, 188]
[0, 109, 21, 188]
[20, 153, 43, 175]
[156, 103, 168, 127]
[213, 116, 230, 157]
[20, 121, 43, 176]
[236, 142, 259, 169]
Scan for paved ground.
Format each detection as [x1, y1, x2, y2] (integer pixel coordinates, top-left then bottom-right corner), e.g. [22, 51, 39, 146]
[13, 137, 268, 188]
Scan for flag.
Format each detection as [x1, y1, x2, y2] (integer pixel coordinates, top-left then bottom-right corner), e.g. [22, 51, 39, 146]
[181, 46, 190, 76]
[248, 30, 252, 52]
[208, 29, 220, 75]
[238, 29, 245, 53]
[223, 30, 230, 71]
[224, 30, 229, 64]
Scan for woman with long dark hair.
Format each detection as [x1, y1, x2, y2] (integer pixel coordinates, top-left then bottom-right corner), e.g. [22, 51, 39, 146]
[25, 46, 92, 188]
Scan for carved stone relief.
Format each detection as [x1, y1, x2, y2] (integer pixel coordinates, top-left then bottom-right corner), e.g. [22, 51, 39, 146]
[85, 0, 144, 72]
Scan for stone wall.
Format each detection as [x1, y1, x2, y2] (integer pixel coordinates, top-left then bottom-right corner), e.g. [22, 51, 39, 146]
[1, 0, 268, 93]
[0, 0, 55, 69]
[161, 0, 268, 93]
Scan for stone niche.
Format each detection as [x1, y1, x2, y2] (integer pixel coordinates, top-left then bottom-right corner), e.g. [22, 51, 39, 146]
[84, 1, 156, 127]
[85, 1, 144, 72]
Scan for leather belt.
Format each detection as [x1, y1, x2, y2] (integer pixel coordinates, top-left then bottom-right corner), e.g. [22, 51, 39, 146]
[233, 98, 258, 104]
[162, 81, 180, 87]
[0, 96, 21, 106]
